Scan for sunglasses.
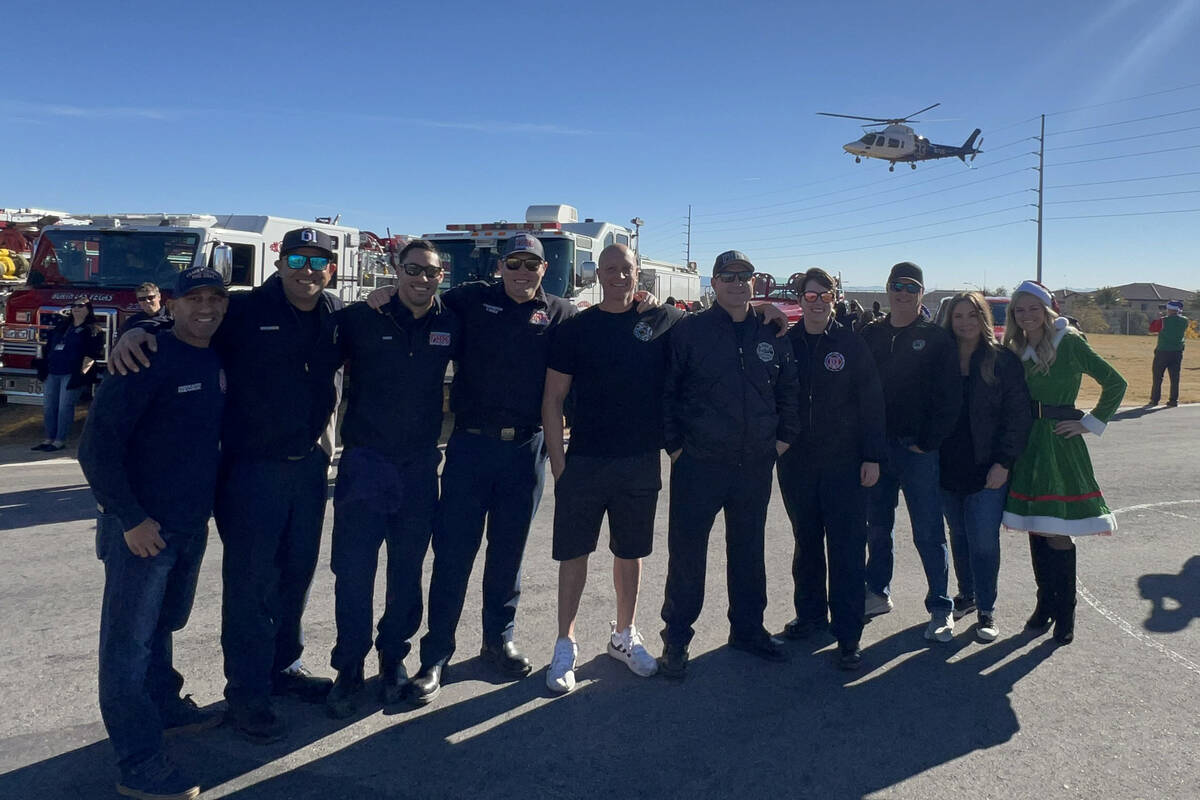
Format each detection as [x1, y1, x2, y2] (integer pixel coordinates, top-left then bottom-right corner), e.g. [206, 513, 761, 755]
[504, 257, 543, 271]
[889, 281, 922, 294]
[802, 290, 835, 303]
[136, 295, 158, 302]
[714, 272, 753, 284]
[286, 254, 331, 270]
[402, 263, 444, 278]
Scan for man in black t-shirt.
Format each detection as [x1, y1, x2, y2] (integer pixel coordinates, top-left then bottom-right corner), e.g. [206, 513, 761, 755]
[542, 244, 684, 693]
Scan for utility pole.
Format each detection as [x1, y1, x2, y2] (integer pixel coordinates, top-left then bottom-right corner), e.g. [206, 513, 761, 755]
[1035, 114, 1045, 284]
[684, 204, 692, 268]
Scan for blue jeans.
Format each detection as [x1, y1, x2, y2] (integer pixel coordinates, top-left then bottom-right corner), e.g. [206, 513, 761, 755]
[865, 440, 952, 614]
[661, 452, 774, 647]
[330, 447, 439, 670]
[941, 485, 1006, 615]
[215, 450, 329, 710]
[42, 372, 82, 442]
[96, 513, 207, 776]
[420, 429, 546, 668]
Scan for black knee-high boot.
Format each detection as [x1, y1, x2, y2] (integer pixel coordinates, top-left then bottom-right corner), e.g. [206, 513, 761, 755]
[1025, 534, 1054, 630]
[1053, 542, 1076, 645]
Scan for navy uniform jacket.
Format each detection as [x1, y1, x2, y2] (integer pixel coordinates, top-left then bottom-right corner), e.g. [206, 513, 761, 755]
[212, 275, 342, 460]
[336, 295, 462, 456]
[663, 304, 801, 463]
[860, 316, 961, 452]
[78, 333, 224, 536]
[787, 319, 886, 468]
[443, 281, 576, 430]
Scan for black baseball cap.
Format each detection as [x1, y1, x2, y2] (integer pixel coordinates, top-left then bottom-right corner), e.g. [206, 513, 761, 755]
[175, 266, 227, 296]
[887, 261, 924, 288]
[713, 250, 754, 275]
[281, 227, 336, 258]
[502, 233, 545, 260]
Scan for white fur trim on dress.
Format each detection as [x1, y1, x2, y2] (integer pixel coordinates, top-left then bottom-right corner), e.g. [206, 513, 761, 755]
[1022, 317, 1069, 362]
[1003, 510, 1118, 536]
[1079, 412, 1106, 436]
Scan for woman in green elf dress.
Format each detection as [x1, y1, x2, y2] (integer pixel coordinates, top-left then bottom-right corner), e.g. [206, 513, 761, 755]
[1000, 280, 1127, 645]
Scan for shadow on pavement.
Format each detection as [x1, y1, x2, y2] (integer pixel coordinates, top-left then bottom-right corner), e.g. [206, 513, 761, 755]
[1139, 555, 1200, 633]
[1109, 406, 1168, 422]
[0, 484, 95, 530]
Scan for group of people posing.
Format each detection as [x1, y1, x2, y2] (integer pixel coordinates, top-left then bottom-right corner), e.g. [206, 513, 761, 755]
[80, 226, 1126, 800]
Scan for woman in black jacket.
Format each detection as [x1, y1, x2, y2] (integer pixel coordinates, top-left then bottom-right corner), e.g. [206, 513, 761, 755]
[939, 292, 1032, 641]
[776, 268, 886, 670]
[33, 298, 104, 451]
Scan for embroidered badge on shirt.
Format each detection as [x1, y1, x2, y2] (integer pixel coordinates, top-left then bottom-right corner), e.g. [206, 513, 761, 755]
[633, 321, 653, 342]
[912, 339, 926, 351]
[483, 304, 502, 314]
[259, 325, 280, 331]
[529, 309, 550, 327]
[824, 351, 846, 372]
[430, 331, 452, 346]
[756, 342, 775, 362]
[177, 383, 202, 393]
[381, 335, 393, 340]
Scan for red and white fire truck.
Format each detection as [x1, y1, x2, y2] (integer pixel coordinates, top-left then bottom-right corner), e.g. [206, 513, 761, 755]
[0, 213, 391, 404]
[423, 204, 700, 308]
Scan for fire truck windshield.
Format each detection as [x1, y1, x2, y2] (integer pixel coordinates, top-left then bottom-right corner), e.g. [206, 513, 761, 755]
[433, 237, 574, 298]
[30, 230, 200, 288]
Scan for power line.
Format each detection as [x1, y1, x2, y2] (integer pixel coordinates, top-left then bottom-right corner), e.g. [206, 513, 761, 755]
[1045, 125, 1197, 152]
[1048, 170, 1200, 189]
[1048, 208, 1200, 221]
[753, 220, 1029, 262]
[1044, 81, 1200, 118]
[1049, 106, 1200, 136]
[1047, 189, 1200, 205]
[1048, 143, 1200, 167]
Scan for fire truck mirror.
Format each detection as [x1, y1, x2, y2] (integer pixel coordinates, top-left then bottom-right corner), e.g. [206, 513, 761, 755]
[211, 244, 234, 284]
[577, 260, 597, 288]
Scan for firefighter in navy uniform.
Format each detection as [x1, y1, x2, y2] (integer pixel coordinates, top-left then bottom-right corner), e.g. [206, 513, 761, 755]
[79, 267, 228, 800]
[659, 250, 801, 679]
[109, 227, 344, 744]
[323, 240, 462, 718]
[366, 232, 577, 704]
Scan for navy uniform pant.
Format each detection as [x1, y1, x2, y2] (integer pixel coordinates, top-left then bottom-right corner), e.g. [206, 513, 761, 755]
[215, 449, 329, 710]
[420, 430, 546, 669]
[330, 447, 439, 671]
[1150, 349, 1182, 405]
[777, 453, 867, 648]
[96, 513, 206, 777]
[661, 452, 774, 648]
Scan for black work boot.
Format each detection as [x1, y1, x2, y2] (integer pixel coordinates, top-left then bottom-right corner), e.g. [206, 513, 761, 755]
[325, 663, 365, 720]
[378, 654, 409, 706]
[1053, 543, 1077, 645]
[1025, 535, 1054, 631]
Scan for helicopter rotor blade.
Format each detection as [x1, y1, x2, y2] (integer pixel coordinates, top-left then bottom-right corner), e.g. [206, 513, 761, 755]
[902, 102, 941, 121]
[817, 112, 894, 123]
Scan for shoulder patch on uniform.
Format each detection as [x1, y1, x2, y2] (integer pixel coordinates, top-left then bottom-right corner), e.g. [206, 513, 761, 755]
[756, 341, 775, 362]
[912, 339, 926, 351]
[529, 309, 550, 327]
[824, 351, 845, 372]
[430, 331, 451, 346]
[633, 320, 653, 341]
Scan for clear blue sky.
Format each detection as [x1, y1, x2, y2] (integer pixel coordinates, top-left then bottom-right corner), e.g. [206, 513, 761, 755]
[7, 0, 1199, 293]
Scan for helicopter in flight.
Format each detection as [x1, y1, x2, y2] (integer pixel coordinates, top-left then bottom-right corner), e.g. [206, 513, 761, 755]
[817, 103, 982, 171]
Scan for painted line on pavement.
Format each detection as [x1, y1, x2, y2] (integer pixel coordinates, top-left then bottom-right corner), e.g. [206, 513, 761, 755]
[1078, 499, 1200, 678]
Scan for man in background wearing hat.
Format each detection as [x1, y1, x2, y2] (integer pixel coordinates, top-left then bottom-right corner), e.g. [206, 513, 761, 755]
[658, 250, 800, 679]
[860, 261, 961, 642]
[1148, 300, 1188, 407]
[80, 267, 228, 800]
[109, 227, 344, 743]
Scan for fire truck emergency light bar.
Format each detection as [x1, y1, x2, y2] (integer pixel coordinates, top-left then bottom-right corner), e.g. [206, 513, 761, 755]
[444, 222, 564, 232]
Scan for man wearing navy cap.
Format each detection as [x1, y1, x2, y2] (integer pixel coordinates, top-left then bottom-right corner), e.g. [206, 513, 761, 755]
[109, 227, 344, 743]
[80, 267, 228, 800]
[366, 231, 576, 704]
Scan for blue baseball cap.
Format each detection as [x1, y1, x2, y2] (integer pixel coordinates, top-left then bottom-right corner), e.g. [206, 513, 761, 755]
[502, 233, 545, 260]
[175, 266, 227, 296]
[281, 227, 336, 258]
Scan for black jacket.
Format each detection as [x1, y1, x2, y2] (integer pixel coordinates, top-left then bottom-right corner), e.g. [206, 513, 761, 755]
[444, 281, 576, 429]
[787, 319, 886, 467]
[860, 316, 961, 452]
[336, 295, 461, 455]
[663, 304, 801, 462]
[42, 319, 104, 389]
[213, 275, 342, 460]
[961, 345, 1033, 469]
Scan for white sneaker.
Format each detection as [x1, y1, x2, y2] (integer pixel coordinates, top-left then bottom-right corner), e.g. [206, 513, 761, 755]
[977, 614, 999, 642]
[864, 589, 894, 617]
[546, 637, 577, 694]
[924, 612, 955, 642]
[607, 622, 658, 677]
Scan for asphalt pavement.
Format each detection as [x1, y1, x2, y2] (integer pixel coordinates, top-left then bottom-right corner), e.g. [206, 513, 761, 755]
[0, 404, 1197, 799]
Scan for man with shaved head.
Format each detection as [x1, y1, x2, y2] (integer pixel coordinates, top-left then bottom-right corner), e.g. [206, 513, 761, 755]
[541, 243, 684, 692]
